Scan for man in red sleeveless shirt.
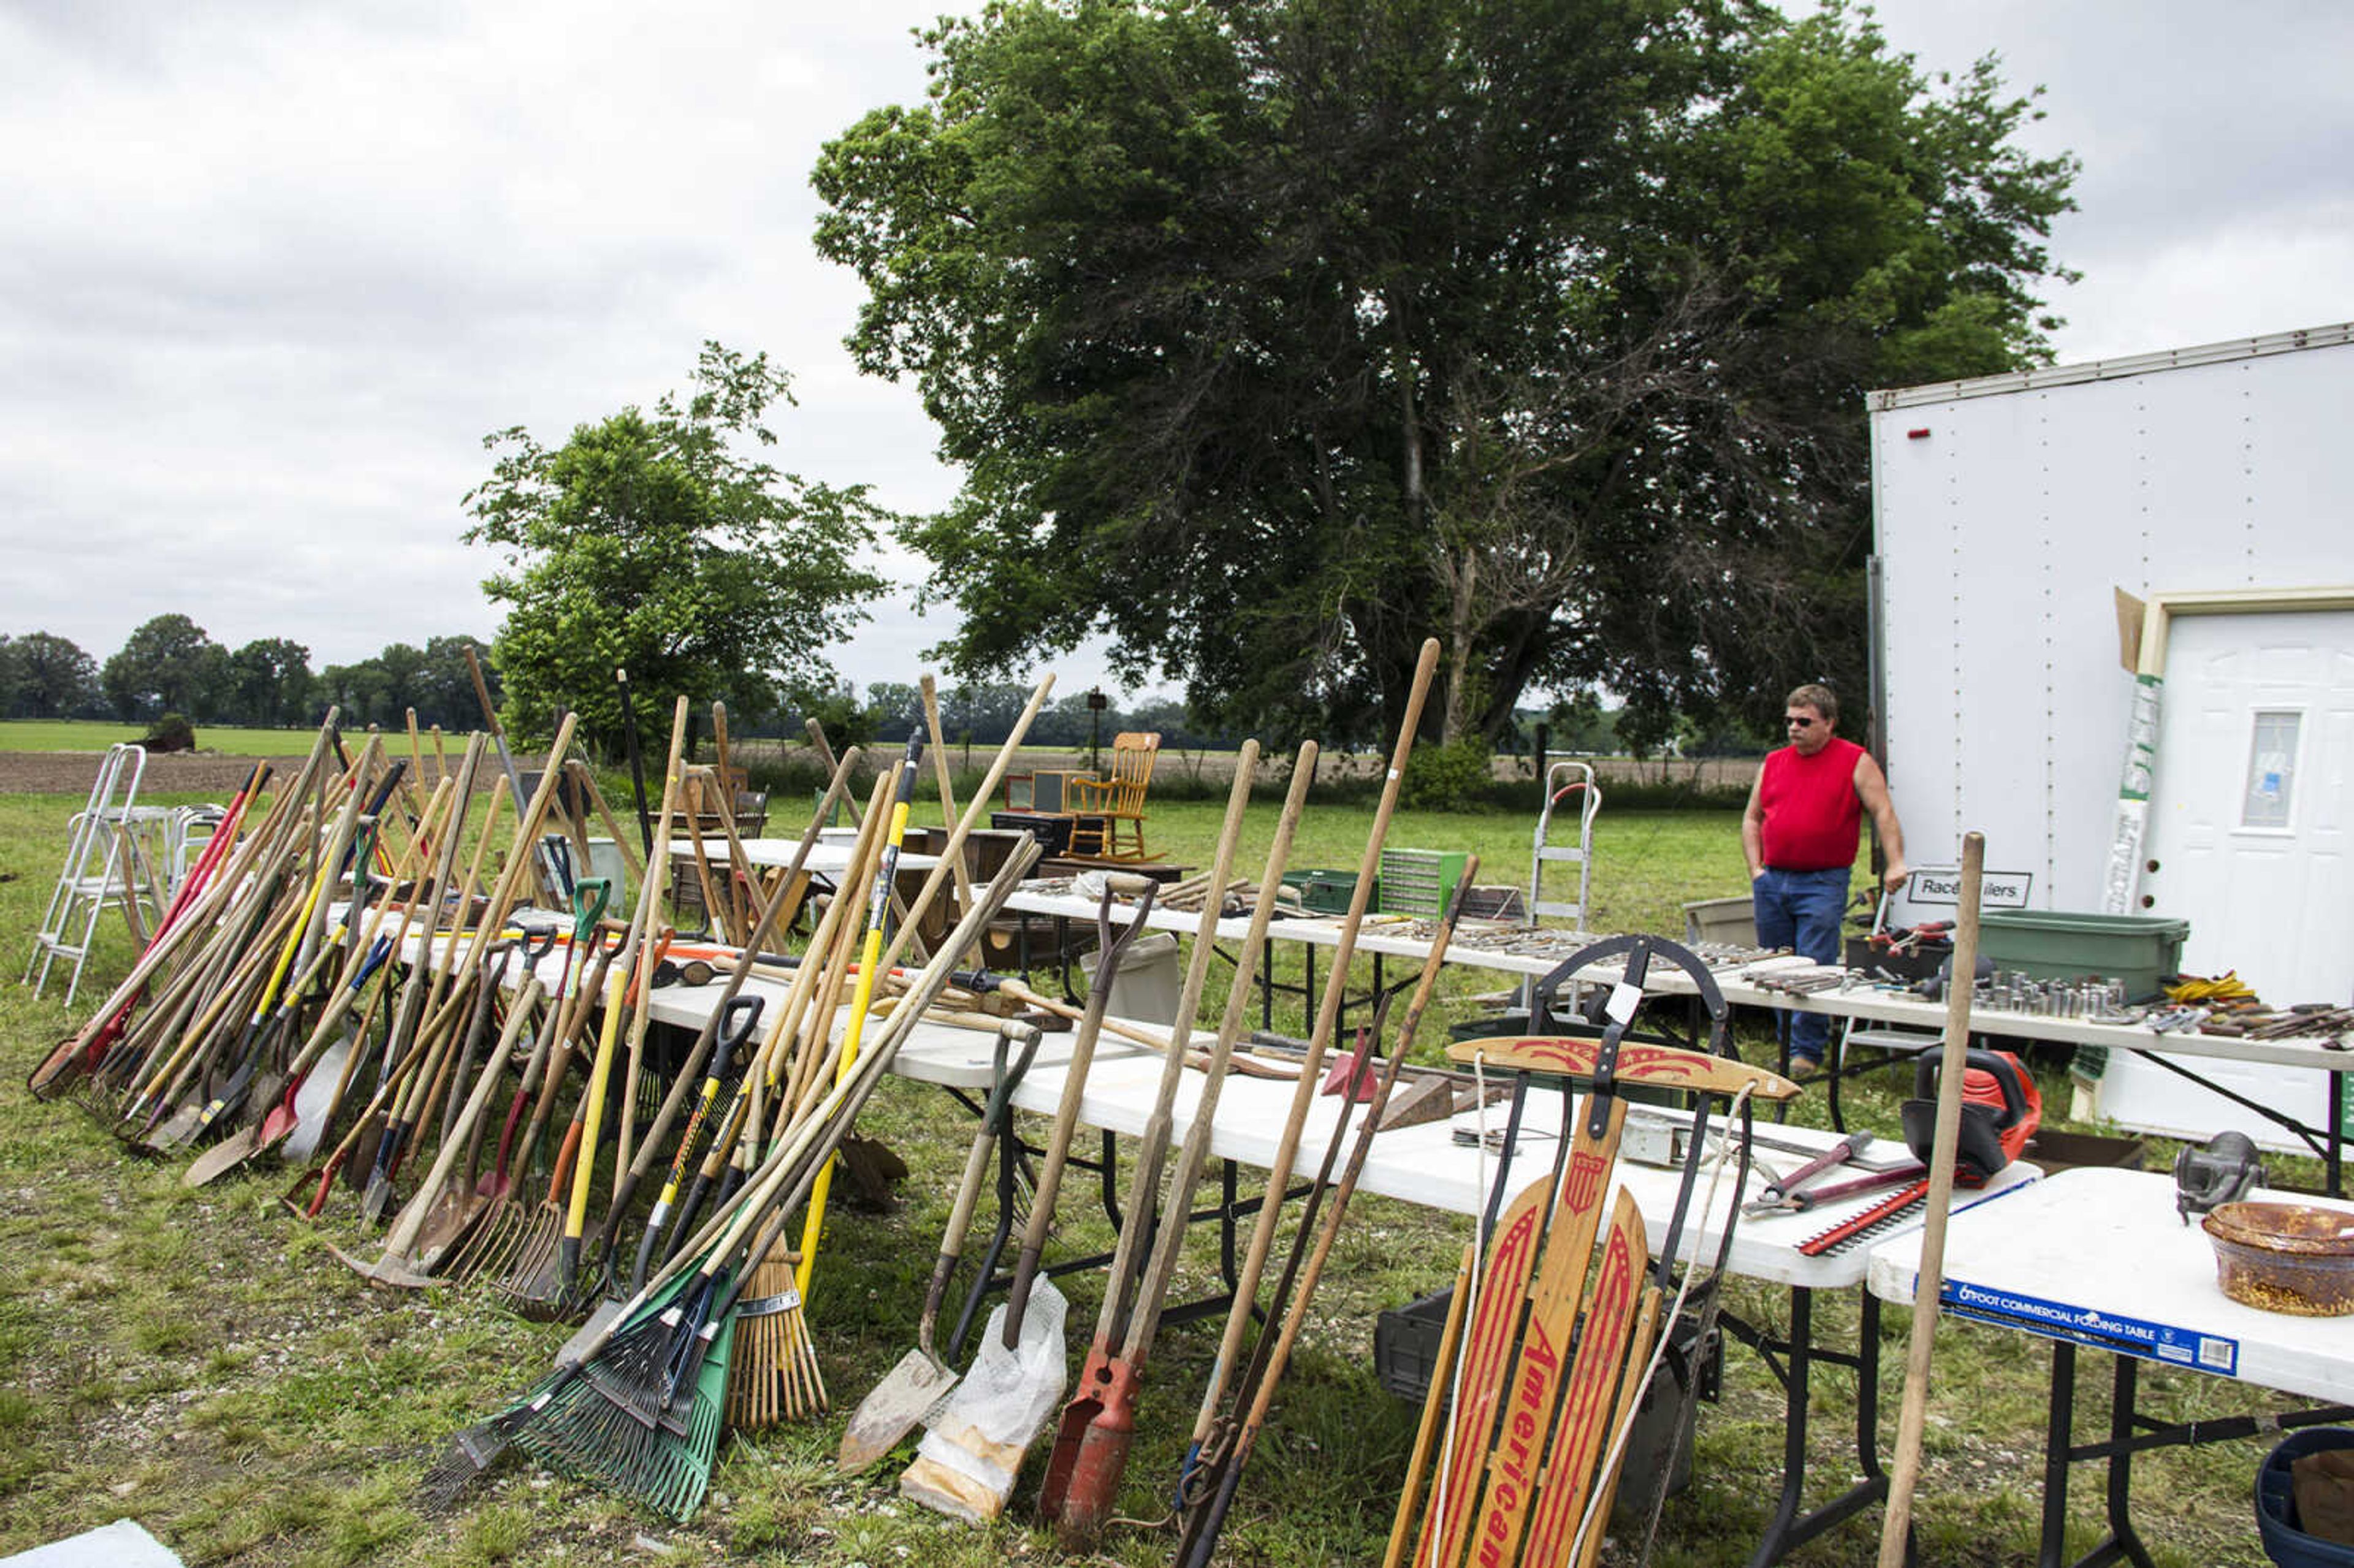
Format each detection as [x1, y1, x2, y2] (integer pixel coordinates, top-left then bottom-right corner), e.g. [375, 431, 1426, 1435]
[1741, 683, 1909, 1076]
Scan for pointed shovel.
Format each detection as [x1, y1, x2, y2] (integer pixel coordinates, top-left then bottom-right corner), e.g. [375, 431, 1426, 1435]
[899, 873, 1159, 1521]
[839, 1018, 1043, 1473]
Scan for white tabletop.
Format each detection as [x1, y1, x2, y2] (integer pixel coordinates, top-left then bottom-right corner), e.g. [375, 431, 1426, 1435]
[1867, 1165, 2354, 1404]
[998, 888, 2354, 1073]
[671, 835, 940, 877]
[983, 1040, 2039, 1292]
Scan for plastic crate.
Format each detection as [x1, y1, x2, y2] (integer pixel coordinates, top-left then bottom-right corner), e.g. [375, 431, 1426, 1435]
[1683, 896, 1757, 948]
[1379, 848, 1468, 920]
[1977, 911, 2190, 1002]
[1374, 1287, 1452, 1402]
[1281, 868, 1363, 916]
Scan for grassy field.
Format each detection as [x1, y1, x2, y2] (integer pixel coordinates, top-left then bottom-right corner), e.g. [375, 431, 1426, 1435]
[0, 785, 2301, 1566]
[0, 720, 332, 756]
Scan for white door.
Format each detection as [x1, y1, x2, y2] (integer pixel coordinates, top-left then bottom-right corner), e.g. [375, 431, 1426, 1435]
[2095, 608, 2354, 1152]
[2144, 609, 2354, 1000]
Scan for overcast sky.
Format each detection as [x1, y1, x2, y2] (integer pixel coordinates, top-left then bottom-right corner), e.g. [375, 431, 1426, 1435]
[2, 0, 2347, 703]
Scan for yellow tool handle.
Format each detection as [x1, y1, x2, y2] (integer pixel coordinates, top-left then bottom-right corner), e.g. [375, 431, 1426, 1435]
[566, 967, 628, 1239]
[793, 796, 908, 1297]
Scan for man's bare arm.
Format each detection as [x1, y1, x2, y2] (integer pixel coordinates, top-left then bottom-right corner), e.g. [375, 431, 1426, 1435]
[1853, 753, 1908, 892]
[1742, 767, 1767, 880]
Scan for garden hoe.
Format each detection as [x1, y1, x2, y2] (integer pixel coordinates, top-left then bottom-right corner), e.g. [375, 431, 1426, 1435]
[837, 1016, 1044, 1474]
[900, 870, 1160, 1524]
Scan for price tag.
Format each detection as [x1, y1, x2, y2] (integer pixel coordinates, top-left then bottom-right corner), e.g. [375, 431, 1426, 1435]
[1606, 982, 1644, 1024]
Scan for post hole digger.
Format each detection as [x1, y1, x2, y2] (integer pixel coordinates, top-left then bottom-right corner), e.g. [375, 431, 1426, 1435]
[897, 869, 1164, 1523]
[1023, 744, 1262, 1536]
[1161, 638, 1439, 1526]
[1166, 860, 1477, 1567]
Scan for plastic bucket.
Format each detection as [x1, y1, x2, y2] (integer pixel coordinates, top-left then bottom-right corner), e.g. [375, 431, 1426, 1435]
[1079, 932, 1183, 1026]
[2256, 1428, 2354, 1566]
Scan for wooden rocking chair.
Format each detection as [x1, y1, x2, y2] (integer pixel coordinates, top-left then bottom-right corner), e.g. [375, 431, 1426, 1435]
[1064, 731, 1163, 862]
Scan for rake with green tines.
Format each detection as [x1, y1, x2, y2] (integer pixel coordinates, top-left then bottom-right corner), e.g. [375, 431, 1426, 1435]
[517, 1303, 738, 1520]
[418, 1254, 703, 1512]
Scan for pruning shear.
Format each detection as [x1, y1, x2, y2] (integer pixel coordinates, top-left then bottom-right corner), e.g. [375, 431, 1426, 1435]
[1742, 1130, 1876, 1214]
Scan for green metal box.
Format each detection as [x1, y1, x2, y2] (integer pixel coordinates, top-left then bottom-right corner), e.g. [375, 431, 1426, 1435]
[1377, 848, 1468, 920]
[1279, 869, 1362, 916]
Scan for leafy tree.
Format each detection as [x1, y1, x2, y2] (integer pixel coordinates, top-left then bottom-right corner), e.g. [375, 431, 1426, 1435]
[416, 634, 497, 731]
[463, 343, 889, 753]
[316, 661, 389, 728]
[101, 614, 225, 722]
[815, 0, 2076, 744]
[860, 680, 925, 742]
[936, 681, 1032, 746]
[226, 638, 314, 728]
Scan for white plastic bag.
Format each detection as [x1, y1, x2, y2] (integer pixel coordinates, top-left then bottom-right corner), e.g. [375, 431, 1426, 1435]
[899, 1277, 1070, 1523]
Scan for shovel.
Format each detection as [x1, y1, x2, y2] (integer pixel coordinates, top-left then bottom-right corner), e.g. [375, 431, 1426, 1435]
[839, 1018, 1044, 1474]
[900, 872, 1159, 1521]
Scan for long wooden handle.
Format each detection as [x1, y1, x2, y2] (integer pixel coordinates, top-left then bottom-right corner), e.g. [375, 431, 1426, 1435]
[1093, 740, 1259, 1347]
[1122, 742, 1317, 1363]
[1187, 638, 1440, 1449]
[920, 675, 978, 911]
[1876, 831, 1985, 1567]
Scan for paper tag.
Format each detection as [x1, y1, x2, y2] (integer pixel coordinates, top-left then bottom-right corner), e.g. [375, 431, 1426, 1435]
[1606, 982, 1643, 1024]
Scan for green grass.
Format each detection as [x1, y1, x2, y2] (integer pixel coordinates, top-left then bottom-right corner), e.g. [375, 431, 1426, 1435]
[0, 785, 2303, 1565]
[0, 719, 332, 755]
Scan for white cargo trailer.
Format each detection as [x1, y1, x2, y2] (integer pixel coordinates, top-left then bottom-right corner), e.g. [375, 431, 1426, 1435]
[1867, 322, 2354, 1151]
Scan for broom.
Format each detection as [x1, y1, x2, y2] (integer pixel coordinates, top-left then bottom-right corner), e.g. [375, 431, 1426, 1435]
[527, 844, 1043, 1469]
[723, 1047, 825, 1429]
[423, 839, 1038, 1513]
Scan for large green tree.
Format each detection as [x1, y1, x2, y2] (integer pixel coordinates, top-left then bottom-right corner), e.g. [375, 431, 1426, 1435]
[1, 632, 101, 718]
[814, 0, 2076, 742]
[101, 614, 226, 722]
[226, 637, 314, 728]
[464, 344, 888, 753]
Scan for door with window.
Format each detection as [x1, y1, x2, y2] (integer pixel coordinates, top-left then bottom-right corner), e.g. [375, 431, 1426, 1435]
[2103, 607, 2354, 1149]
[2143, 609, 2354, 1001]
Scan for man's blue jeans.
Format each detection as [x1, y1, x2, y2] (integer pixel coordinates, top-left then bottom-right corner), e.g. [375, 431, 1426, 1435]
[1751, 866, 1849, 1065]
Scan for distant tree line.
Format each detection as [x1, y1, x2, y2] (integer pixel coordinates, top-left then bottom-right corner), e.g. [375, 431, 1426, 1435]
[0, 615, 498, 732]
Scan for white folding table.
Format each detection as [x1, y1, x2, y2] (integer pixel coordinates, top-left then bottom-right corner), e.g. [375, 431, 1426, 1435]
[1868, 1166, 2354, 1567]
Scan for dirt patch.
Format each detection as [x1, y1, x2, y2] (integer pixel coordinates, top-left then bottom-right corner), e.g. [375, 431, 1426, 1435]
[0, 752, 553, 797]
[0, 752, 278, 797]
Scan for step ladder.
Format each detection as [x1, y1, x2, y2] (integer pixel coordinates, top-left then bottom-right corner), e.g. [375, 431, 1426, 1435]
[1526, 760, 1600, 929]
[21, 744, 170, 1008]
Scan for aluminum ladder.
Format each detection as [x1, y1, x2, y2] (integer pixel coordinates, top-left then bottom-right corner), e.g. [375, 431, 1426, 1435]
[1526, 760, 1600, 928]
[22, 743, 167, 1008]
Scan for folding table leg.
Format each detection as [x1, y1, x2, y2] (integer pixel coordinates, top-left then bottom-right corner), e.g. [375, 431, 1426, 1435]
[2038, 1343, 2157, 1568]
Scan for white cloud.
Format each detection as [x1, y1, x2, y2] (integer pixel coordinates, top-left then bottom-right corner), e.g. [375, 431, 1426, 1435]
[1, 0, 2345, 707]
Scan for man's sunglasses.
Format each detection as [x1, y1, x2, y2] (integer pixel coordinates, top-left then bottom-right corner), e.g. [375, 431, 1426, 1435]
[1786, 716, 1820, 728]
